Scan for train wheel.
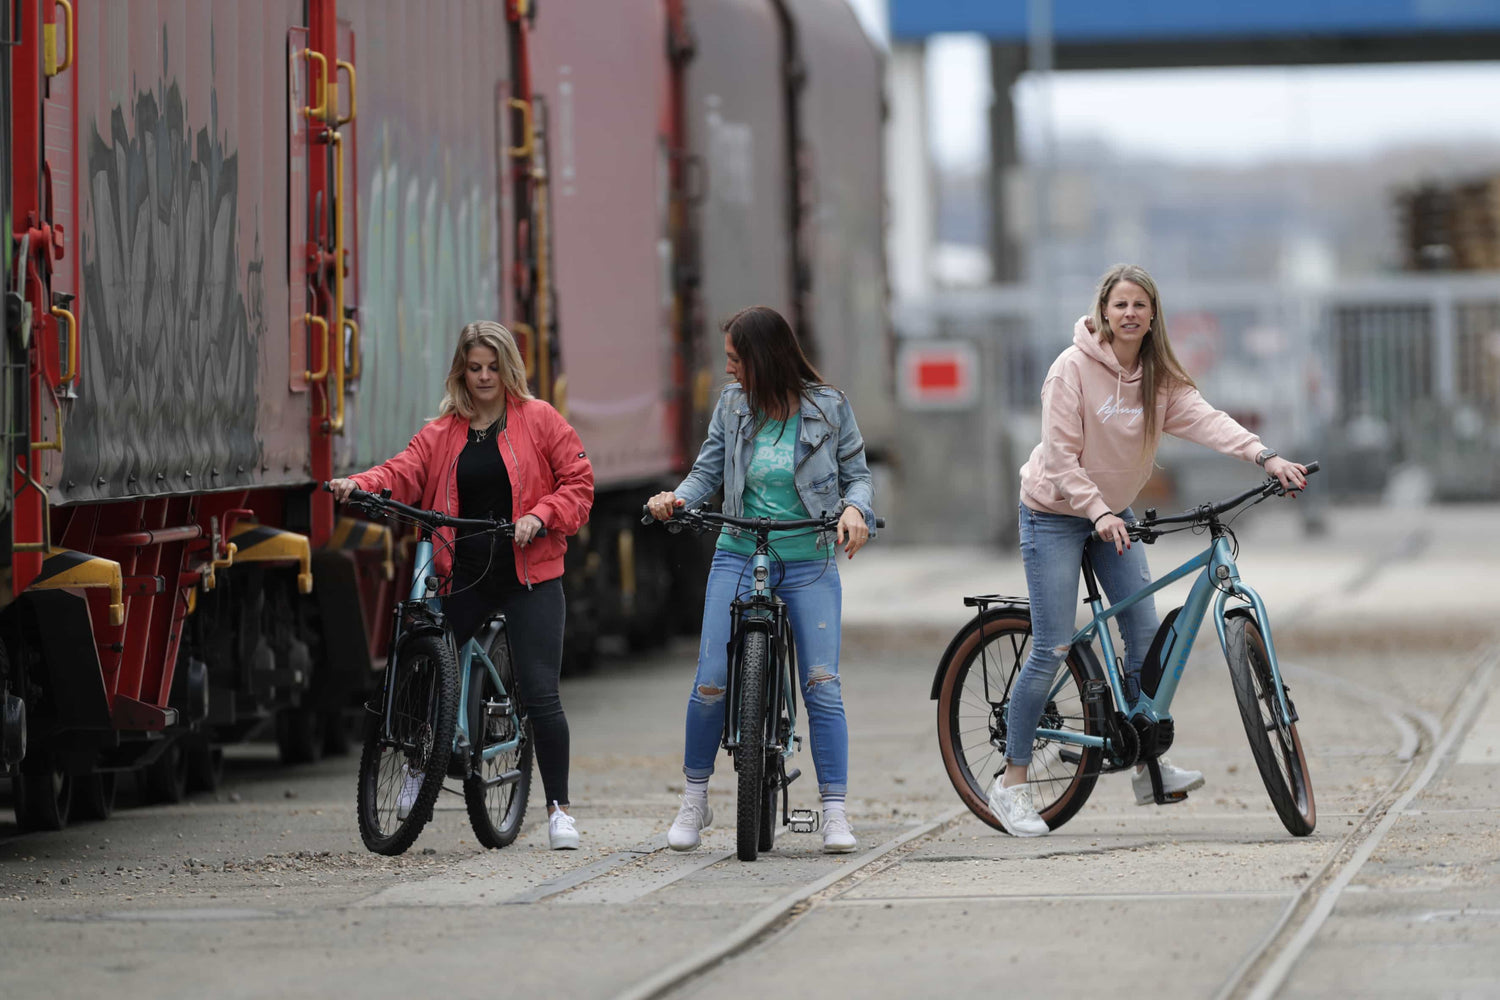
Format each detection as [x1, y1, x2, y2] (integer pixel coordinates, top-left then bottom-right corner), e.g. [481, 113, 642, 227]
[276, 707, 326, 764]
[73, 770, 118, 822]
[13, 755, 73, 831]
[185, 738, 225, 793]
[142, 740, 189, 804]
[322, 710, 352, 757]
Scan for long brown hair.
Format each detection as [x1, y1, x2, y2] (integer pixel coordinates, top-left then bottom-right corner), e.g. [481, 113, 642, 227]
[438, 321, 533, 418]
[1088, 264, 1195, 442]
[723, 306, 824, 429]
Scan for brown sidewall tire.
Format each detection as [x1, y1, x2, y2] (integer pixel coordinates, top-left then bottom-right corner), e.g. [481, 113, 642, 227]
[936, 613, 1100, 834]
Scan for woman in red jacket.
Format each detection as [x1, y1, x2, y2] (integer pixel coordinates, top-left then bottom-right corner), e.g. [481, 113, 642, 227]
[329, 321, 594, 849]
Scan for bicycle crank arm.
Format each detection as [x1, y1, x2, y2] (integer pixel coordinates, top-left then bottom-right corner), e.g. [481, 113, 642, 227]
[481, 768, 524, 789]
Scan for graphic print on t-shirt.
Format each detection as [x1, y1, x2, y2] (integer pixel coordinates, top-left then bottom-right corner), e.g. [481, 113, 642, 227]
[717, 415, 821, 562]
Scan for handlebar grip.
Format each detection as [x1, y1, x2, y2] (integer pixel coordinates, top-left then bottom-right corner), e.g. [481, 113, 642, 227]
[874, 517, 886, 529]
[1305, 460, 1320, 475]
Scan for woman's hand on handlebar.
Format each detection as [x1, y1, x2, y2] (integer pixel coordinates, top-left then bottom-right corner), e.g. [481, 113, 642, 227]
[836, 506, 869, 559]
[1096, 513, 1131, 555]
[646, 491, 683, 521]
[514, 513, 545, 547]
[328, 478, 359, 502]
[1264, 456, 1308, 494]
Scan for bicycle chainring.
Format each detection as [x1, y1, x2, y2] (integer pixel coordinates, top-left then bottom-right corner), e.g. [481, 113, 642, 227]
[1102, 713, 1139, 771]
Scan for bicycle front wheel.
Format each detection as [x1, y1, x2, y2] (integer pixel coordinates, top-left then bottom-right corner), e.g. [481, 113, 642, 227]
[735, 628, 770, 862]
[357, 632, 458, 855]
[936, 612, 1100, 834]
[464, 629, 534, 849]
[1225, 615, 1316, 836]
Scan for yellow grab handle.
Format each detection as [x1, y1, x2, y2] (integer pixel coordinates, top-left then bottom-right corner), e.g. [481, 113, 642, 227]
[329, 133, 347, 433]
[507, 97, 534, 158]
[511, 321, 537, 379]
[45, 0, 74, 76]
[336, 59, 357, 126]
[51, 306, 78, 383]
[304, 314, 330, 383]
[303, 49, 329, 121]
[345, 317, 361, 380]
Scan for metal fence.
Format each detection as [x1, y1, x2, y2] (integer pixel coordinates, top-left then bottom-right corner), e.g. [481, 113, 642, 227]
[891, 272, 1500, 543]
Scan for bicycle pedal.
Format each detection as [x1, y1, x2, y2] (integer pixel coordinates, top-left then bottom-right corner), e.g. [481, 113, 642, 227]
[1155, 790, 1189, 805]
[788, 809, 819, 833]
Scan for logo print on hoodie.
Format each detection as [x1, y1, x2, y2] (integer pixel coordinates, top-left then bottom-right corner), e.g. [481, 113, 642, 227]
[1096, 395, 1144, 426]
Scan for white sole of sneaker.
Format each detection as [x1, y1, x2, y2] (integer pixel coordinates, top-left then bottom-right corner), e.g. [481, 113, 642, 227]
[987, 796, 1050, 838]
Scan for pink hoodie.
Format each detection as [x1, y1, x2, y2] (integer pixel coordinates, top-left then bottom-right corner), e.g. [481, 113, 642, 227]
[1019, 317, 1264, 523]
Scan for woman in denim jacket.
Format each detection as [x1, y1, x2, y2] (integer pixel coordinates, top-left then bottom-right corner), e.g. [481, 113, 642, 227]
[646, 306, 876, 854]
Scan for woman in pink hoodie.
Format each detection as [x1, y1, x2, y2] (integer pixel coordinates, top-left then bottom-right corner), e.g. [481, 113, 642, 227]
[989, 264, 1308, 838]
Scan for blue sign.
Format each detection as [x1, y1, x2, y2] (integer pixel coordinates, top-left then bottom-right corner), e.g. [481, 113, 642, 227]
[891, 0, 1500, 42]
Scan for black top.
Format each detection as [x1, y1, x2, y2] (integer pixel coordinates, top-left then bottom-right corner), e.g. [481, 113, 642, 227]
[454, 419, 518, 589]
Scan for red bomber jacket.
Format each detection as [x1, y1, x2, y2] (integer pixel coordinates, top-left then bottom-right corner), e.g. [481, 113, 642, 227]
[349, 396, 594, 587]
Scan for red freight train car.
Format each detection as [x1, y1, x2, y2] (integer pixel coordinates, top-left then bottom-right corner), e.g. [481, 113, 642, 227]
[2, 0, 887, 831]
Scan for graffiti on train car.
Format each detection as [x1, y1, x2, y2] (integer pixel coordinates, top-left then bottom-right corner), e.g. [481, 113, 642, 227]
[65, 79, 264, 500]
[349, 123, 499, 467]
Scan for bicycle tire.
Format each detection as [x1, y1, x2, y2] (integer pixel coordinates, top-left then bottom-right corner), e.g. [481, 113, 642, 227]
[356, 632, 458, 855]
[736, 628, 770, 862]
[936, 611, 1101, 834]
[464, 628, 533, 849]
[1225, 616, 1316, 836]
[757, 750, 778, 852]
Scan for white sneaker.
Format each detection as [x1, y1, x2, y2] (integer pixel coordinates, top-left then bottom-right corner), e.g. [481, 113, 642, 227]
[1132, 757, 1206, 805]
[667, 795, 714, 851]
[548, 803, 579, 849]
[986, 777, 1050, 837]
[396, 765, 423, 821]
[821, 811, 857, 854]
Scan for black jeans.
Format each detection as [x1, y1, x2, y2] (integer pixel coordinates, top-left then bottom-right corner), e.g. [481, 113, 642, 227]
[444, 576, 570, 806]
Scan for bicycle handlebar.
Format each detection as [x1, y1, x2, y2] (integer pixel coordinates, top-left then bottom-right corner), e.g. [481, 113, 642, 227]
[322, 482, 542, 537]
[1093, 461, 1320, 542]
[640, 506, 885, 533]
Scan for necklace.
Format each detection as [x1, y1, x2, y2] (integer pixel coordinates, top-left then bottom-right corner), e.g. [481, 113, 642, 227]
[470, 414, 504, 442]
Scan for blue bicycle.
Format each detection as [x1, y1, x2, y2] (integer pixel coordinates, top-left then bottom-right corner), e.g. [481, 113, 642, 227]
[933, 465, 1320, 837]
[333, 485, 534, 855]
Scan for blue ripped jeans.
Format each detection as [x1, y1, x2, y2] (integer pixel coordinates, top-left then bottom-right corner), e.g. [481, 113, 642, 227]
[684, 549, 847, 797]
[1006, 503, 1159, 766]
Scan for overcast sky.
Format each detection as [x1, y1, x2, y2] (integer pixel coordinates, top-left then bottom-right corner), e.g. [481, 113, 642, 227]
[844, 0, 1500, 170]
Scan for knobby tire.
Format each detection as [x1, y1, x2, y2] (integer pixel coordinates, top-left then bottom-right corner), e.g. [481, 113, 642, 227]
[356, 632, 458, 855]
[736, 628, 770, 862]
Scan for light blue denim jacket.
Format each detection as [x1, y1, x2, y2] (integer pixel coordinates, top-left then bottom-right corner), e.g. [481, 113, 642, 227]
[674, 383, 876, 547]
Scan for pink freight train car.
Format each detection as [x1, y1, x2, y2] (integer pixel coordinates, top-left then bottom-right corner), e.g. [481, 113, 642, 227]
[2, 0, 887, 832]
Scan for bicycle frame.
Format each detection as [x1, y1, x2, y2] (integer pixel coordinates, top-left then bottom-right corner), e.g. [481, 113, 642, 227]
[378, 532, 522, 765]
[724, 546, 799, 763]
[1033, 532, 1292, 752]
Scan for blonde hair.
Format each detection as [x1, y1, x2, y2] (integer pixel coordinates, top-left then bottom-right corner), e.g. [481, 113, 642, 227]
[438, 321, 534, 418]
[1088, 263, 1196, 442]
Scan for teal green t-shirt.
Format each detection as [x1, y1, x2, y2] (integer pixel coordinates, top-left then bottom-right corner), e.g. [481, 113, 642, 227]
[717, 414, 823, 562]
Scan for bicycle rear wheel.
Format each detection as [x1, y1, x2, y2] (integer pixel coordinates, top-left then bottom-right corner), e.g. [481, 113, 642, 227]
[735, 628, 770, 862]
[936, 612, 1100, 834]
[464, 628, 534, 849]
[1225, 615, 1316, 836]
[357, 632, 458, 855]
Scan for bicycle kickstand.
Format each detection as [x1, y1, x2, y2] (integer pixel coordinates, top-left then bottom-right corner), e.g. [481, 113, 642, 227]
[1146, 757, 1189, 805]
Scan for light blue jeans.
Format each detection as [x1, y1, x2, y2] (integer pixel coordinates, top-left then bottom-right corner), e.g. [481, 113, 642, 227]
[684, 549, 847, 796]
[1006, 503, 1159, 766]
